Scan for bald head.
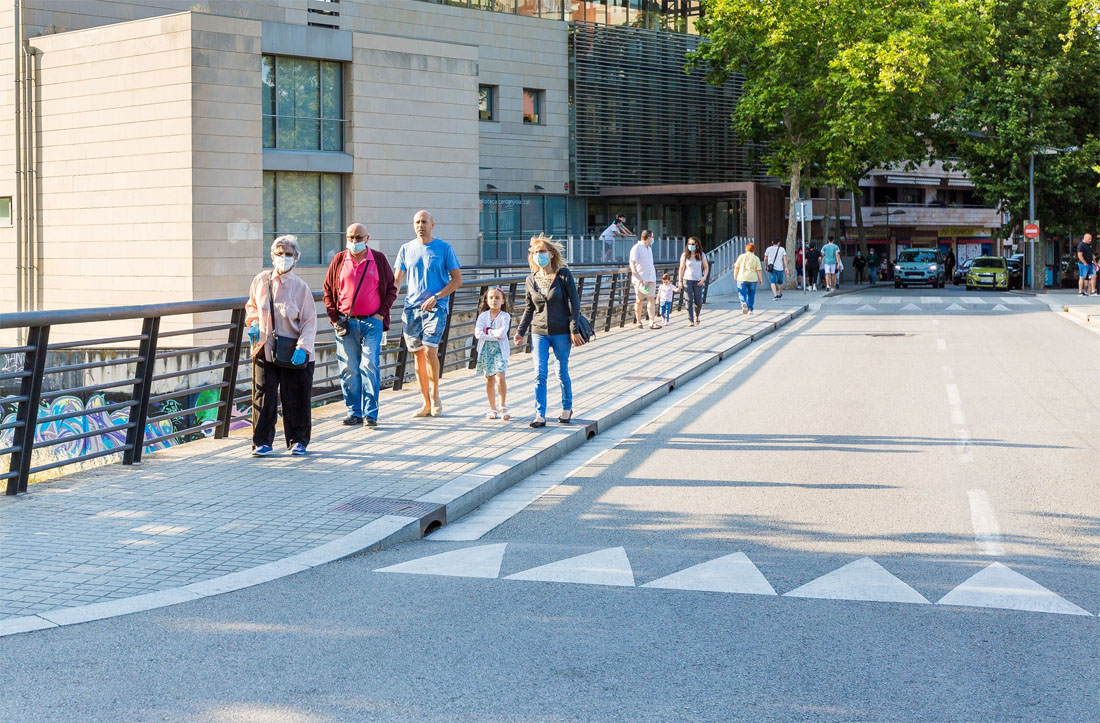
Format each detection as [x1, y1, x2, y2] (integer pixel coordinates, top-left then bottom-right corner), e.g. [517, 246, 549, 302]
[345, 223, 369, 255]
[414, 210, 435, 242]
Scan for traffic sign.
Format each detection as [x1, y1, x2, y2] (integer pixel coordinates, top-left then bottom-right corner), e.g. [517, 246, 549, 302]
[794, 200, 813, 222]
[1023, 223, 1040, 239]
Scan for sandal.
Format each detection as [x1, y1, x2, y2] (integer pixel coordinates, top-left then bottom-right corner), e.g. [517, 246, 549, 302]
[501, 407, 510, 420]
[487, 409, 500, 420]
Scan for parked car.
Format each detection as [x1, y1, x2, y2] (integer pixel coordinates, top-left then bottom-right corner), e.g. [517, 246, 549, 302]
[966, 256, 1010, 290]
[893, 249, 945, 288]
[953, 257, 974, 285]
[1006, 254, 1024, 289]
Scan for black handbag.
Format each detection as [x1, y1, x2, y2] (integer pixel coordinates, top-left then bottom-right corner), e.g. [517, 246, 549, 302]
[268, 277, 306, 369]
[575, 314, 595, 345]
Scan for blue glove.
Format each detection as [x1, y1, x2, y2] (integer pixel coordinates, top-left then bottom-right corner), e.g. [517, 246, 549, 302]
[291, 348, 307, 366]
[247, 322, 259, 344]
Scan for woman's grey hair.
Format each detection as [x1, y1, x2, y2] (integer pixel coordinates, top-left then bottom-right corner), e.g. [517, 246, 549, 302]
[271, 235, 299, 257]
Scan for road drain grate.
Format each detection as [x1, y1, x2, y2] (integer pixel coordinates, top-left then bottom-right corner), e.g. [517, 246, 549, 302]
[334, 497, 442, 517]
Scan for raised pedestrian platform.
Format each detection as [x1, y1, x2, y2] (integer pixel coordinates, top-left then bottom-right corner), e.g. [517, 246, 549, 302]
[0, 293, 809, 637]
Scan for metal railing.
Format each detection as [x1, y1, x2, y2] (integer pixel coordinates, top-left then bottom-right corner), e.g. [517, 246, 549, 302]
[480, 235, 691, 266]
[1, 262, 697, 495]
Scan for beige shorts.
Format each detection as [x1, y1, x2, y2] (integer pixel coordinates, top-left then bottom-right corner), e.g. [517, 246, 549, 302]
[633, 280, 655, 298]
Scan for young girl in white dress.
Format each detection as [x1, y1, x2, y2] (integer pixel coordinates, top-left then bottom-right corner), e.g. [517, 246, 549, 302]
[474, 287, 512, 420]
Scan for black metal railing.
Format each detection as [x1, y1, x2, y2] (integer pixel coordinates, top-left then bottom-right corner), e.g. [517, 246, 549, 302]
[0, 262, 695, 495]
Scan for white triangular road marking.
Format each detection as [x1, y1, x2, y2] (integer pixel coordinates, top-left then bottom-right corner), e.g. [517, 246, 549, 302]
[991, 304, 1011, 311]
[783, 558, 929, 604]
[945, 303, 965, 311]
[937, 562, 1092, 616]
[900, 303, 921, 311]
[642, 552, 777, 595]
[375, 543, 507, 579]
[856, 304, 877, 311]
[505, 547, 635, 587]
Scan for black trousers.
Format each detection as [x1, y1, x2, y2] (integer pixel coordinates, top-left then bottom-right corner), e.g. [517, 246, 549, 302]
[855, 268, 866, 283]
[252, 350, 314, 448]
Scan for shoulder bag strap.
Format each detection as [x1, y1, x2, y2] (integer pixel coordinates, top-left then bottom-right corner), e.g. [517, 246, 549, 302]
[267, 275, 279, 342]
[344, 251, 370, 316]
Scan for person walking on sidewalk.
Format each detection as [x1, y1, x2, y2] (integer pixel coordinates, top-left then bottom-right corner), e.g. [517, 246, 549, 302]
[656, 273, 678, 326]
[474, 287, 512, 420]
[868, 248, 879, 285]
[1078, 234, 1096, 296]
[678, 237, 709, 326]
[795, 244, 805, 290]
[804, 242, 820, 291]
[852, 250, 867, 284]
[764, 237, 788, 300]
[734, 242, 765, 314]
[514, 235, 585, 429]
[245, 236, 317, 457]
[630, 230, 659, 329]
[821, 236, 841, 291]
[394, 210, 463, 418]
[323, 223, 397, 429]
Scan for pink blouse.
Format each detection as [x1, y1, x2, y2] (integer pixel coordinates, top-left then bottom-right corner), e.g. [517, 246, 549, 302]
[245, 270, 317, 360]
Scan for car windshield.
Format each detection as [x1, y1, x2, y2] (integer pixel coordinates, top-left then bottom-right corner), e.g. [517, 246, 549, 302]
[973, 257, 1006, 269]
[898, 250, 937, 263]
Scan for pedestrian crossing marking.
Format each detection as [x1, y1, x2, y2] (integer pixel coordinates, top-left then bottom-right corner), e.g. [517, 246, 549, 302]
[504, 547, 635, 587]
[641, 552, 777, 596]
[960, 297, 987, 305]
[921, 297, 943, 304]
[783, 558, 930, 605]
[945, 303, 966, 311]
[899, 303, 922, 312]
[837, 297, 862, 305]
[937, 562, 1092, 616]
[856, 304, 876, 311]
[991, 304, 1011, 311]
[999, 297, 1030, 305]
[375, 543, 507, 579]
[878, 298, 902, 304]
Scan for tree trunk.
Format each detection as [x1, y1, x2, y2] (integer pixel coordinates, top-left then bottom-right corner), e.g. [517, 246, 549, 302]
[853, 188, 868, 256]
[833, 185, 842, 242]
[785, 158, 802, 289]
[823, 185, 833, 243]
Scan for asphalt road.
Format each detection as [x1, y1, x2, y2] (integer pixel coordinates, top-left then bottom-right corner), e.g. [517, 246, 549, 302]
[2, 287, 1097, 722]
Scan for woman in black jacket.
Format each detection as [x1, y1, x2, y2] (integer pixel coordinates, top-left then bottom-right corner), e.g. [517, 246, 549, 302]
[514, 234, 585, 428]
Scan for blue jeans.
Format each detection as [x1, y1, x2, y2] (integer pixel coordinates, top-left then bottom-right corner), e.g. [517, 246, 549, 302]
[532, 333, 572, 418]
[659, 301, 672, 322]
[737, 281, 758, 311]
[336, 316, 383, 420]
[683, 279, 705, 322]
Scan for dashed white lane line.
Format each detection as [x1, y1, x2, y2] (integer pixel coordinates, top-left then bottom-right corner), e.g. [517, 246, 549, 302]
[937, 338, 947, 351]
[945, 383, 962, 407]
[966, 490, 1005, 556]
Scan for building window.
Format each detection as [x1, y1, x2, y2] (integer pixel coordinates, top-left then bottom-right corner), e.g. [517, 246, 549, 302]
[263, 171, 343, 265]
[0, 197, 10, 226]
[262, 55, 344, 152]
[478, 85, 496, 121]
[522, 89, 543, 124]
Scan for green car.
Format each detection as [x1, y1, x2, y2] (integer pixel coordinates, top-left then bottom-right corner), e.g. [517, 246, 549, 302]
[965, 256, 1009, 290]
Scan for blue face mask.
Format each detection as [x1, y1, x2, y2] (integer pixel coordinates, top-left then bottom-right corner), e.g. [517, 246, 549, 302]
[347, 240, 367, 254]
[688, 244, 696, 251]
[535, 252, 551, 268]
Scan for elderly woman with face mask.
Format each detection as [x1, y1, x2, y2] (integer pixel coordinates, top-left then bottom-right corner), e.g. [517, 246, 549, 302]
[244, 235, 317, 457]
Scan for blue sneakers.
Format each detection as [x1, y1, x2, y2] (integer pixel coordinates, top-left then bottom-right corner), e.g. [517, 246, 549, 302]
[290, 443, 307, 456]
[251, 445, 273, 457]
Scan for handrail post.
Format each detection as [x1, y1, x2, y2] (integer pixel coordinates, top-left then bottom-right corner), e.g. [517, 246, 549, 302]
[124, 316, 161, 465]
[392, 335, 409, 391]
[619, 271, 631, 328]
[604, 273, 618, 332]
[469, 283, 489, 370]
[589, 274, 603, 326]
[215, 307, 246, 439]
[7, 325, 49, 495]
[436, 294, 457, 377]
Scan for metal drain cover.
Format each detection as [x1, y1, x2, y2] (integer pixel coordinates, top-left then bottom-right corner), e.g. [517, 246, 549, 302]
[334, 496, 442, 517]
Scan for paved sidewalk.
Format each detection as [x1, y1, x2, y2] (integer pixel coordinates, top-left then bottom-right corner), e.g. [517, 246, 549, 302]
[0, 291, 810, 636]
[1039, 289, 1100, 330]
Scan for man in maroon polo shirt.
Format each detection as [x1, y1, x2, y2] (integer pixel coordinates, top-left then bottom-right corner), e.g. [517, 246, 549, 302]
[322, 223, 397, 427]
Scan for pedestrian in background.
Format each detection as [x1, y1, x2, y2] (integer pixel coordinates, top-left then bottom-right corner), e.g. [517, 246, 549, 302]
[804, 242, 819, 291]
[734, 242, 764, 314]
[394, 210, 463, 418]
[853, 250, 867, 284]
[514, 235, 585, 428]
[322, 223, 397, 429]
[678, 237, 709, 326]
[795, 244, 805, 290]
[868, 248, 879, 285]
[245, 235, 316, 457]
[599, 214, 633, 262]
[630, 230, 659, 329]
[1077, 233, 1096, 297]
[821, 235, 841, 291]
[657, 272, 678, 326]
[944, 249, 956, 283]
[474, 287, 512, 420]
[764, 237, 788, 300]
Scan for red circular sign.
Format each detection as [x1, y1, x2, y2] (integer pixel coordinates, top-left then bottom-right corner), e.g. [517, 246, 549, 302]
[1023, 223, 1040, 239]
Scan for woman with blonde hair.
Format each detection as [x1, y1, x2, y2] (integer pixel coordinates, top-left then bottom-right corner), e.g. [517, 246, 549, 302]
[733, 242, 765, 314]
[514, 234, 585, 428]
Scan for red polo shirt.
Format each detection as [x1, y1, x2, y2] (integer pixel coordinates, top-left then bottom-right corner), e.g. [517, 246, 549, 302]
[338, 252, 381, 317]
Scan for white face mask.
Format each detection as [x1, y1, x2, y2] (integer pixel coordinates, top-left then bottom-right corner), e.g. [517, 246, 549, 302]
[272, 255, 295, 273]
